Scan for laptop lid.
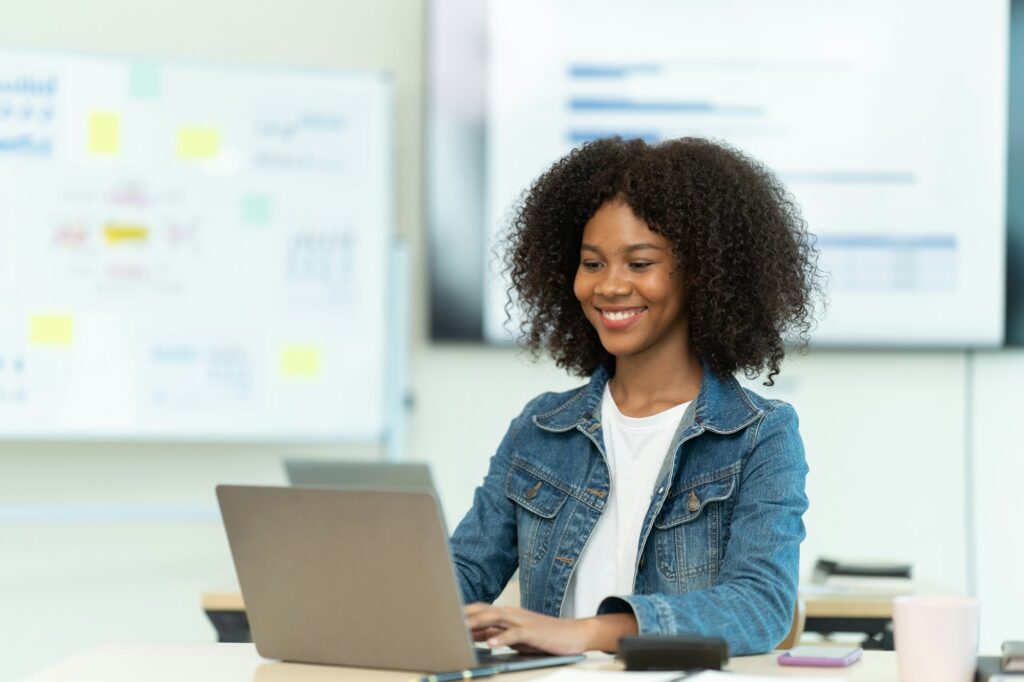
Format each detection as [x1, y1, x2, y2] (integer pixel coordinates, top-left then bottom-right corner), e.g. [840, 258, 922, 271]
[283, 459, 434, 491]
[216, 485, 476, 672]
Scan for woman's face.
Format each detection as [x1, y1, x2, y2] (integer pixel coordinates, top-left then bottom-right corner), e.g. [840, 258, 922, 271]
[573, 199, 689, 362]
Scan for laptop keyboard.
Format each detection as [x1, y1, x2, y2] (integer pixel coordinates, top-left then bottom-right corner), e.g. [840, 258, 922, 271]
[475, 649, 554, 665]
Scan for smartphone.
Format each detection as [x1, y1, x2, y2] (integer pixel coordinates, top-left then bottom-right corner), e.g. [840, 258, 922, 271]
[777, 646, 863, 667]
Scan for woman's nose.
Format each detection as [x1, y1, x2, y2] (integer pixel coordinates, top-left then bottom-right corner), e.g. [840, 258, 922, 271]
[595, 269, 631, 297]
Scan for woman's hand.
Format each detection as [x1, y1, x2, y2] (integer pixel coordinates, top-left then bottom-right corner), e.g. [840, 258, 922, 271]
[463, 603, 638, 655]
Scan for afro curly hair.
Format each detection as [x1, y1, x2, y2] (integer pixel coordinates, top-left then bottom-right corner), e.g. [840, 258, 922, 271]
[503, 136, 823, 385]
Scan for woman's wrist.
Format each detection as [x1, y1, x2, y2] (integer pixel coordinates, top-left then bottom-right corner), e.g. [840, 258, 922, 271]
[583, 613, 639, 653]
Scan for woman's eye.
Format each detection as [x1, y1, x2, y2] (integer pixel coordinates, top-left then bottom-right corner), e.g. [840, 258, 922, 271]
[581, 260, 603, 270]
[630, 262, 653, 271]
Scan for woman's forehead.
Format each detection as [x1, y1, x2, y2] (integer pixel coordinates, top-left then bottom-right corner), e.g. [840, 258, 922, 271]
[580, 200, 669, 248]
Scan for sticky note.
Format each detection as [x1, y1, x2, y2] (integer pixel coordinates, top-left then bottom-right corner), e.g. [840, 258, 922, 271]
[178, 127, 219, 159]
[279, 346, 321, 378]
[103, 223, 148, 244]
[30, 314, 74, 346]
[129, 63, 161, 99]
[88, 113, 119, 154]
[241, 194, 272, 226]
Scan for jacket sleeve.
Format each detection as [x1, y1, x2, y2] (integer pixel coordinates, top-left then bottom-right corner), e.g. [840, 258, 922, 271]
[448, 399, 538, 604]
[597, 402, 809, 655]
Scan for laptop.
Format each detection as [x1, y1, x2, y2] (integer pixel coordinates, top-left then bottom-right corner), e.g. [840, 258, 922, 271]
[216, 485, 585, 674]
[283, 459, 434, 491]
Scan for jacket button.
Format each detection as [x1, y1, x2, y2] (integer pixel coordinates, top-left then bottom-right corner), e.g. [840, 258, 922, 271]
[525, 481, 541, 499]
[639, 558, 646, 571]
[687, 490, 700, 512]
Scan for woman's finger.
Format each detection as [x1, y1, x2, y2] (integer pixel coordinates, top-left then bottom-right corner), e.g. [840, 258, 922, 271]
[470, 626, 505, 641]
[487, 625, 551, 653]
[484, 626, 527, 649]
[465, 611, 500, 630]
[465, 606, 521, 630]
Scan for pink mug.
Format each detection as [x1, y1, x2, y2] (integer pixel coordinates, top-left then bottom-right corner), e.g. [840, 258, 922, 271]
[893, 595, 979, 682]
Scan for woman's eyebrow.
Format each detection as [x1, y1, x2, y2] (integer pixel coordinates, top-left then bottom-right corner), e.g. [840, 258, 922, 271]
[623, 243, 664, 253]
[580, 242, 664, 253]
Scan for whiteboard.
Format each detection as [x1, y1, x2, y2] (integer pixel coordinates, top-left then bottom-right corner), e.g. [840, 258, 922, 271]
[0, 50, 394, 440]
[478, 0, 1007, 346]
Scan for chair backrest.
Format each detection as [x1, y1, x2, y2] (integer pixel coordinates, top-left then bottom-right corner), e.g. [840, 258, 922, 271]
[776, 597, 806, 650]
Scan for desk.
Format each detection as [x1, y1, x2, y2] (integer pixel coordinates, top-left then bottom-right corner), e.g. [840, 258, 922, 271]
[803, 589, 895, 649]
[24, 643, 901, 681]
[801, 580, 931, 650]
[203, 592, 250, 643]
[202, 589, 905, 650]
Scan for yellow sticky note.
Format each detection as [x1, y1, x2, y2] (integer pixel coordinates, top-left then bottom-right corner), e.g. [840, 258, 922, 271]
[279, 346, 321, 378]
[178, 127, 219, 159]
[88, 113, 119, 155]
[30, 314, 74, 346]
[103, 223, 148, 244]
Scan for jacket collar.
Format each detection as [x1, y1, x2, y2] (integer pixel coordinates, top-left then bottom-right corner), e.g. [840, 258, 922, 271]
[532, 362, 763, 435]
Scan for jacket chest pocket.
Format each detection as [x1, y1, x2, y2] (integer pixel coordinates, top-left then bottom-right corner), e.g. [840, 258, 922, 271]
[505, 461, 569, 567]
[653, 466, 739, 589]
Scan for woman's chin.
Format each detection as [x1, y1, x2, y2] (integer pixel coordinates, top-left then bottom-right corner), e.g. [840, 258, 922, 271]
[597, 339, 639, 359]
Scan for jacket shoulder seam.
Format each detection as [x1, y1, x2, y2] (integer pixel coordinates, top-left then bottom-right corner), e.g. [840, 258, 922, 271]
[744, 400, 791, 463]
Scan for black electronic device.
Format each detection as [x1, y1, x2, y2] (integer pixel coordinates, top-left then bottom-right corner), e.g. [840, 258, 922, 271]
[618, 635, 728, 672]
[812, 558, 912, 582]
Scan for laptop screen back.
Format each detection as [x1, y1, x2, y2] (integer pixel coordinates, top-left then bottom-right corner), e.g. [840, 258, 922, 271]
[216, 485, 475, 672]
[284, 460, 434, 490]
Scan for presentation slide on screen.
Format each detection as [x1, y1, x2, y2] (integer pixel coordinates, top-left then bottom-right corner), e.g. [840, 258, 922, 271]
[484, 0, 1008, 346]
[0, 51, 392, 439]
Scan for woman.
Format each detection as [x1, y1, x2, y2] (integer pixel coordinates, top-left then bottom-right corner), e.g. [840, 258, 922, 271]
[450, 137, 821, 656]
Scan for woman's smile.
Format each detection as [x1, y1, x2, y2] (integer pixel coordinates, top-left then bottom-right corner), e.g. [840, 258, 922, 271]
[597, 306, 647, 329]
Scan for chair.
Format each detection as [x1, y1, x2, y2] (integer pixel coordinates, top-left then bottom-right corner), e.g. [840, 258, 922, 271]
[776, 597, 807, 650]
[494, 573, 521, 606]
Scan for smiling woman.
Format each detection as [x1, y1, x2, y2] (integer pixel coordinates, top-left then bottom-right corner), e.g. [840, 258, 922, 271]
[573, 200, 698, 411]
[450, 137, 824, 656]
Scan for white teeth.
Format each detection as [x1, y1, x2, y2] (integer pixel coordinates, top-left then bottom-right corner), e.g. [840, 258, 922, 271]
[602, 309, 642, 321]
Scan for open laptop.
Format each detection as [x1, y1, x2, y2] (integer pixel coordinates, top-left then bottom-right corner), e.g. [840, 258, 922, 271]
[283, 459, 434, 491]
[216, 485, 584, 674]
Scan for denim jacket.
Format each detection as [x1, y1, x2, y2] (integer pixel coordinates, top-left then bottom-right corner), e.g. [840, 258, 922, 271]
[450, 365, 809, 655]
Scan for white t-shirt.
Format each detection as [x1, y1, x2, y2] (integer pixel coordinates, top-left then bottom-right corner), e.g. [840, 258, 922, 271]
[562, 383, 690, 618]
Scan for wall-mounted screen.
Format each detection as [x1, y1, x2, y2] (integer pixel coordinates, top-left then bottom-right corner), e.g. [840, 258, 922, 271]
[429, 0, 1008, 347]
[0, 50, 394, 440]
[1005, 0, 1024, 344]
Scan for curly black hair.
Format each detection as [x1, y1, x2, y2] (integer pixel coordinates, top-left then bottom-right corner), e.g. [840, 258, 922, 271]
[503, 136, 823, 385]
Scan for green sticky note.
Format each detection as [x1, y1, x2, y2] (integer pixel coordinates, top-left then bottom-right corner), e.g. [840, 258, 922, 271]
[129, 63, 161, 99]
[241, 194, 272, 226]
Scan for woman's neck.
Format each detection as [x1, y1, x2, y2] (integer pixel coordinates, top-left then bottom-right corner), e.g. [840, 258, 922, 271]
[609, 346, 703, 418]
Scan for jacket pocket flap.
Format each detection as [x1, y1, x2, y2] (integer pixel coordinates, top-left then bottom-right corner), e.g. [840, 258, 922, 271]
[655, 472, 737, 529]
[505, 463, 569, 518]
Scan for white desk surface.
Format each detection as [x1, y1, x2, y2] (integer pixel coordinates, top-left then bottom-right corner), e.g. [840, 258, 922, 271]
[23, 643, 899, 682]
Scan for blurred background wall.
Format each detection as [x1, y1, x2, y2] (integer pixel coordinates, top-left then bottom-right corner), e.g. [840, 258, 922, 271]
[0, 1, 1020, 680]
